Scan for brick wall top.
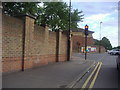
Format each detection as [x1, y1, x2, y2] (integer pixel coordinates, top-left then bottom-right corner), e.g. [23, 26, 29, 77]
[14, 13, 36, 20]
[71, 32, 93, 37]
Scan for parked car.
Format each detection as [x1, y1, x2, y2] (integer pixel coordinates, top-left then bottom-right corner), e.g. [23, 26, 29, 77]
[116, 55, 120, 71]
[108, 49, 120, 55]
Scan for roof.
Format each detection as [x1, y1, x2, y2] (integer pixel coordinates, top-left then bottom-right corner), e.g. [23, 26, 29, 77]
[71, 28, 94, 34]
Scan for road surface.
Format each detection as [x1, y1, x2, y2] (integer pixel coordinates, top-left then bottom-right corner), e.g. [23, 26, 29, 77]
[73, 52, 119, 89]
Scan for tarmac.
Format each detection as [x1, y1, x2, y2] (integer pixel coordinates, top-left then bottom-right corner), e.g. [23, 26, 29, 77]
[2, 53, 96, 88]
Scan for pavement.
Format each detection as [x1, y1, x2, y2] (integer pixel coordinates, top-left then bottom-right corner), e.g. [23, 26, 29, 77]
[2, 53, 95, 88]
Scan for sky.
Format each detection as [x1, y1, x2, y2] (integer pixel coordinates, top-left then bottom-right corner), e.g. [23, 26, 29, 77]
[70, 2, 118, 47]
[39, 1, 119, 47]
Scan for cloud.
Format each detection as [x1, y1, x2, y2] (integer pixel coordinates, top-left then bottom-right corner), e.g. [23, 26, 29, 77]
[92, 26, 118, 47]
[74, 2, 118, 47]
[102, 26, 118, 46]
[72, 2, 118, 16]
[86, 13, 111, 21]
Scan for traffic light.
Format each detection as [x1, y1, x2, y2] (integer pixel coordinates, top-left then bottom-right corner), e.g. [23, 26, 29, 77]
[85, 25, 88, 30]
[85, 25, 89, 35]
[84, 24, 89, 60]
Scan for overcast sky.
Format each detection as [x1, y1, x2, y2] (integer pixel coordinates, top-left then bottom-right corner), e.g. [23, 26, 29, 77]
[70, 2, 118, 47]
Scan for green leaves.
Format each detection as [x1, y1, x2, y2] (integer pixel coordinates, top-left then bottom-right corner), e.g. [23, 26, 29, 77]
[3, 2, 39, 16]
[42, 2, 69, 31]
[101, 37, 112, 50]
[94, 37, 112, 50]
[42, 2, 84, 31]
[71, 9, 84, 29]
[3, 2, 84, 31]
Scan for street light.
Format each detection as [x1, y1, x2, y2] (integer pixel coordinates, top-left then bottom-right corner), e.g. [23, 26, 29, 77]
[67, 0, 71, 61]
[99, 22, 102, 53]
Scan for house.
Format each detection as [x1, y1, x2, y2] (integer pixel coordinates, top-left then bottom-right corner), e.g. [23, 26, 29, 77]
[71, 28, 95, 53]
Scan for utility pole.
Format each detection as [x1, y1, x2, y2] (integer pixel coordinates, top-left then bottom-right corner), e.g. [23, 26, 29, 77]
[67, 0, 71, 61]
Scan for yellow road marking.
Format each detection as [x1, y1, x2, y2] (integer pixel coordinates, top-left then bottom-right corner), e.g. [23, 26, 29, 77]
[81, 62, 100, 89]
[88, 62, 103, 90]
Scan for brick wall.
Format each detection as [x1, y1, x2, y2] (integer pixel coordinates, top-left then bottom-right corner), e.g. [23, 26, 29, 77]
[95, 46, 106, 53]
[2, 15, 24, 72]
[2, 14, 69, 72]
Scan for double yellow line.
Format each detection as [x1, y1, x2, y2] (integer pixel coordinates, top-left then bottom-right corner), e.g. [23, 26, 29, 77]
[81, 62, 103, 89]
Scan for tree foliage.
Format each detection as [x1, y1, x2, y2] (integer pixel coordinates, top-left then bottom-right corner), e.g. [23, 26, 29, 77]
[40, 2, 69, 31]
[112, 46, 120, 49]
[101, 37, 112, 50]
[2, 2, 84, 31]
[3, 2, 39, 16]
[94, 37, 112, 50]
[94, 39, 100, 45]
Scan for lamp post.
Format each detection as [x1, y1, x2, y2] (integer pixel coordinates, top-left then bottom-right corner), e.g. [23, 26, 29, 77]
[99, 22, 102, 53]
[67, 0, 71, 61]
[84, 25, 89, 60]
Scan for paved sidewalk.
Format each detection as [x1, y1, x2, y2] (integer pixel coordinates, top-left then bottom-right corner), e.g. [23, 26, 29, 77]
[3, 54, 95, 88]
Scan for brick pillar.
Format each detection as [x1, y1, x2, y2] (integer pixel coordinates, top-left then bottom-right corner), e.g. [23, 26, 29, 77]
[24, 16, 35, 57]
[43, 26, 49, 64]
[22, 15, 35, 71]
[56, 30, 62, 62]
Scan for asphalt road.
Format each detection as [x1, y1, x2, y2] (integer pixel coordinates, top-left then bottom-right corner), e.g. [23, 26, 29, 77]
[73, 52, 119, 89]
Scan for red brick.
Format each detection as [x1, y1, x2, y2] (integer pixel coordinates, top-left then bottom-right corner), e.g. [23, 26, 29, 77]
[2, 14, 71, 73]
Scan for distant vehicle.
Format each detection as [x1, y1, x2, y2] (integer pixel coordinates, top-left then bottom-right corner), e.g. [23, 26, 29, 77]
[116, 55, 120, 71]
[108, 49, 120, 55]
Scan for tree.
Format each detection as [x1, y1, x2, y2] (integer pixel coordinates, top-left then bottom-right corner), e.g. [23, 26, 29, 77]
[40, 2, 69, 30]
[3, 2, 39, 17]
[94, 39, 100, 45]
[94, 37, 112, 50]
[112, 46, 120, 49]
[71, 9, 84, 29]
[2, 2, 84, 31]
[117, 46, 120, 49]
[38, 2, 84, 31]
[101, 37, 112, 50]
